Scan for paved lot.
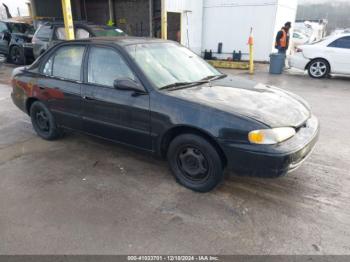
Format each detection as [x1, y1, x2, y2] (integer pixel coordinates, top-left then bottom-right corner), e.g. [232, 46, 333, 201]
[0, 63, 350, 255]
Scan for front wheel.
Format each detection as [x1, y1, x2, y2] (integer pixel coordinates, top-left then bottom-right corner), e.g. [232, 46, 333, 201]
[167, 134, 224, 192]
[308, 59, 330, 79]
[30, 101, 63, 140]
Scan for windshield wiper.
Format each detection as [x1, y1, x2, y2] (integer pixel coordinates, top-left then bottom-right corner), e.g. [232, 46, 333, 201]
[159, 82, 193, 90]
[159, 80, 209, 90]
[159, 74, 227, 91]
[200, 74, 227, 81]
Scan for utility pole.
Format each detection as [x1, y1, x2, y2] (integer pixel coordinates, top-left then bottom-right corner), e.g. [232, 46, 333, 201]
[161, 0, 167, 39]
[149, 0, 153, 37]
[61, 0, 75, 40]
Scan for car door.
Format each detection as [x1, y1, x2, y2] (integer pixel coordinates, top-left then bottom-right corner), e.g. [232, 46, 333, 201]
[327, 36, 350, 74]
[81, 45, 152, 150]
[0, 22, 10, 55]
[37, 44, 86, 130]
[32, 25, 53, 58]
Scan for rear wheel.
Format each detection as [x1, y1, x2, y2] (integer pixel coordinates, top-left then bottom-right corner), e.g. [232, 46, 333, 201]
[308, 59, 330, 79]
[10, 45, 25, 65]
[167, 134, 224, 192]
[30, 101, 63, 140]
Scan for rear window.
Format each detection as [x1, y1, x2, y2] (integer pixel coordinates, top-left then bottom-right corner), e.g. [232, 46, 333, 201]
[35, 25, 52, 40]
[90, 26, 126, 37]
[8, 23, 34, 35]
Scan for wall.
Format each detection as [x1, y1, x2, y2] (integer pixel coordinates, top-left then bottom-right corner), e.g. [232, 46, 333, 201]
[202, 0, 297, 61]
[165, 0, 203, 54]
[114, 0, 151, 36]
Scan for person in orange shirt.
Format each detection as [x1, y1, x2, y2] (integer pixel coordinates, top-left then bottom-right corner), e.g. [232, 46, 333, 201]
[275, 22, 291, 54]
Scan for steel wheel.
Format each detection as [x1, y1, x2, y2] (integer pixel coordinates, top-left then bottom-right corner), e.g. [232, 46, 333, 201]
[30, 101, 63, 140]
[167, 134, 224, 192]
[35, 110, 50, 134]
[177, 146, 210, 181]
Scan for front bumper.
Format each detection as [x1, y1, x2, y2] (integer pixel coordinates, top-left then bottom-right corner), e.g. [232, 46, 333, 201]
[219, 115, 319, 177]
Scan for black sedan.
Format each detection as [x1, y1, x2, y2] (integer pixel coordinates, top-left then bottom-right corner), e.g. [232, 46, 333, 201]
[11, 37, 319, 192]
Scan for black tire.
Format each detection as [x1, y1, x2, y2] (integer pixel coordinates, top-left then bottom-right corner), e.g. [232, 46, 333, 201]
[9, 45, 25, 65]
[29, 101, 63, 140]
[307, 58, 330, 79]
[167, 134, 224, 192]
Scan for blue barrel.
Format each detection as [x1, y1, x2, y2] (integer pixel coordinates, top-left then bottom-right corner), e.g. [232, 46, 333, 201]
[269, 53, 285, 74]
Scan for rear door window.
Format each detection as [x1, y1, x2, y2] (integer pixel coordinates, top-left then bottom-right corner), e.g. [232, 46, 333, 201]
[328, 37, 350, 49]
[42, 45, 85, 81]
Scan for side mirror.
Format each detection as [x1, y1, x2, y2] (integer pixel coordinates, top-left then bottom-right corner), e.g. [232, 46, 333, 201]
[113, 78, 146, 93]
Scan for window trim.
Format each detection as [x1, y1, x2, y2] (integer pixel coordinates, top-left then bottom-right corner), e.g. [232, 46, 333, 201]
[39, 43, 87, 83]
[83, 44, 143, 90]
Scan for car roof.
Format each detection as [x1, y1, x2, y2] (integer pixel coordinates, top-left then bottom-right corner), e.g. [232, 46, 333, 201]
[0, 19, 30, 24]
[69, 36, 172, 46]
[43, 21, 112, 27]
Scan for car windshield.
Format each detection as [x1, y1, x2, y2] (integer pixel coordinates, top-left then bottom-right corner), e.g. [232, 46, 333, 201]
[8, 23, 35, 35]
[125, 42, 221, 89]
[90, 26, 126, 37]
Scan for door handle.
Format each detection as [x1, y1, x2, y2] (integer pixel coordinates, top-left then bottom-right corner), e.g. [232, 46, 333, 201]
[83, 96, 95, 101]
[39, 86, 46, 90]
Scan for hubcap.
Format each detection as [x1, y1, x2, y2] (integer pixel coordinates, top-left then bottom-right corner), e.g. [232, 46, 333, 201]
[35, 110, 50, 132]
[177, 147, 209, 181]
[310, 61, 327, 77]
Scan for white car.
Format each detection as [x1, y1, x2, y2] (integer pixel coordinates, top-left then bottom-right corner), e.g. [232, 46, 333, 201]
[292, 31, 309, 47]
[289, 34, 350, 78]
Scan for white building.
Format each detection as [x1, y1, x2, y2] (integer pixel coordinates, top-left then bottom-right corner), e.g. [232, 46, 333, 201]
[165, 0, 298, 61]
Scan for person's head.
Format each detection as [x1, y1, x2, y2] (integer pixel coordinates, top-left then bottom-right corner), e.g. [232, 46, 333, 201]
[284, 22, 292, 31]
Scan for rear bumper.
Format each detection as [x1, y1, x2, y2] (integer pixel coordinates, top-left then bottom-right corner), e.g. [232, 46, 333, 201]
[219, 115, 319, 177]
[289, 53, 310, 70]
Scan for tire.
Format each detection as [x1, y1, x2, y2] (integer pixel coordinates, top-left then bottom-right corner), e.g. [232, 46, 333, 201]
[29, 101, 63, 140]
[167, 134, 224, 192]
[9, 45, 25, 65]
[308, 58, 330, 79]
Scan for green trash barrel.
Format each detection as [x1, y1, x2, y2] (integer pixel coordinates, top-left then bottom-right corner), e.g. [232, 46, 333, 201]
[269, 53, 285, 74]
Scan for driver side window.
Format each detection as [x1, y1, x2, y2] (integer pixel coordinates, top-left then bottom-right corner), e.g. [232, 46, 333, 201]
[87, 46, 136, 87]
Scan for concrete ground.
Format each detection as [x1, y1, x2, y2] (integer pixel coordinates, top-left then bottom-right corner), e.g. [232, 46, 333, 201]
[0, 62, 350, 255]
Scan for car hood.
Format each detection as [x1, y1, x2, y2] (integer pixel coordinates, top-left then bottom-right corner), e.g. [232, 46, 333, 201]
[167, 76, 311, 128]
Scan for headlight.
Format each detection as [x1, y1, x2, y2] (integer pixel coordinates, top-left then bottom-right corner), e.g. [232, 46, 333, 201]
[248, 127, 296, 144]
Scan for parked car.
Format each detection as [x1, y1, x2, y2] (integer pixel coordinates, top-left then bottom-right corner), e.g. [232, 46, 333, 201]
[0, 19, 35, 64]
[289, 34, 350, 78]
[292, 31, 309, 47]
[32, 21, 126, 58]
[11, 37, 319, 192]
